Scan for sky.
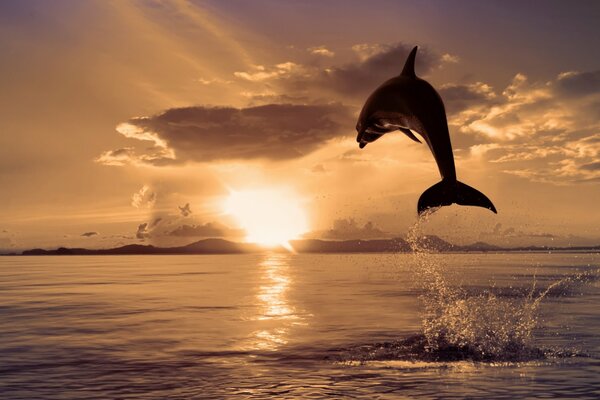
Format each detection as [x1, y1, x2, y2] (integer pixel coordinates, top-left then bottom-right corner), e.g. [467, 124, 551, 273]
[1, 0, 599, 251]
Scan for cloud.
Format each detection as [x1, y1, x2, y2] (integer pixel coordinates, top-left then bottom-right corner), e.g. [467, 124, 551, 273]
[480, 223, 556, 240]
[308, 46, 334, 57]
[95, 146, 175, 167]
[438, 82, 498, 115]
[132, 217, 167, 241]
[581, 161, 600, 171]
[94, 148, 136, 166]
[167, 222, 243, 238]
[131, 185, 156, 208]
[97, 43, 447, 168]
[178, 203, 192, 217]
[306, 43, 439, 97]
[441, 53, 460, 64]
[234, 62, 302, 81]
[555, 70, 600, 97]
[136, 223, 149, 240]
[235, 42, 440, 100]
[351, 43, 389, 61]
[196, 77, 232, 85]
[149, 217, 163, 228]
[320, 218, 388, 240]
[81, 231, 98, 237]
[98, 104, 353, 166]
[452, 70, 600, 184]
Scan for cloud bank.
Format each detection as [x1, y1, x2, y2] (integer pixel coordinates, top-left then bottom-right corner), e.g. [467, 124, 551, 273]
[319, 218, 389, 240]
[447, 70, 600, 184]
[98, 104, 352, 166]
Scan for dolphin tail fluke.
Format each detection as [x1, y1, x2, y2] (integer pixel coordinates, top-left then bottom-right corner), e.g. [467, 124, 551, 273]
[455, 181, 497, 213]
[417, 180, 497, 215]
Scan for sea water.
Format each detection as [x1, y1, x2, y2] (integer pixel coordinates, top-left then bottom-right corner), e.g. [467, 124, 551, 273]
[1, 251, 599, 399]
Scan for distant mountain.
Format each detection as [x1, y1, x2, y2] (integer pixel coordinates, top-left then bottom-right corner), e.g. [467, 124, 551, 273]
[412, 235, 455, 252]
[460, 241, 503, 252]
[11, 237, 600, 256]
[21, 239, 259, 256]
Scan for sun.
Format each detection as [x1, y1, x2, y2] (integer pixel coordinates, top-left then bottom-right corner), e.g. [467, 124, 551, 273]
[223, 188, 309, 249]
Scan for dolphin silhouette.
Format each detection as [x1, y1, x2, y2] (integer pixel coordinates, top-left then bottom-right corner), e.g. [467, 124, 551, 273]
[356, 46, 497, 215]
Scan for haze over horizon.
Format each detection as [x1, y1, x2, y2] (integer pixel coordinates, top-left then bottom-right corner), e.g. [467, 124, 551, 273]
[1, 0, 599, 251]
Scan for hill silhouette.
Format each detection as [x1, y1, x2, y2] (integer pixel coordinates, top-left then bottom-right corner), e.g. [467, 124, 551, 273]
[12, 236, 599, 256]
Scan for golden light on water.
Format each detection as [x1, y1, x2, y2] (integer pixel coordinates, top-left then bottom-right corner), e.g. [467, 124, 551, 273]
[223, 188, 308, 248]
[257, 256, 294, 321]
[250, 254, 309, 351]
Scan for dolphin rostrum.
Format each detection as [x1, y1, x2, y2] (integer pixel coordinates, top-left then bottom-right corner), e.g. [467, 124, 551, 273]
[356, 46, 497, 215]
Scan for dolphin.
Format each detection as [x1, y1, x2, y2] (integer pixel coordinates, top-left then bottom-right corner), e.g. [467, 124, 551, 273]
[356, 46, 497, 215]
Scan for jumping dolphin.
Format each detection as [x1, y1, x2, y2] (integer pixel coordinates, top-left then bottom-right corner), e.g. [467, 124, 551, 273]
[356, 46, 497, 215]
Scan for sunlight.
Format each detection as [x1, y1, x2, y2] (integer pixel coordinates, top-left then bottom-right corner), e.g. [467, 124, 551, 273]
[223, 188, 308, 248]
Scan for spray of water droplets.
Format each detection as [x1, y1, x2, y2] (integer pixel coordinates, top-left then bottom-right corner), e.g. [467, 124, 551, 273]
[404, 212, 592, 362]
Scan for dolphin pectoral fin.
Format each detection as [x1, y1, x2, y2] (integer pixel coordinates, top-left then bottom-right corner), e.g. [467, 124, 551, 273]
[399, 128, 422, 144]
[417, 180, 497, 215]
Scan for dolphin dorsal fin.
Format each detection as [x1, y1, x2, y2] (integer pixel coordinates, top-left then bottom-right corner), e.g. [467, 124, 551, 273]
[401, 46, 418, 78]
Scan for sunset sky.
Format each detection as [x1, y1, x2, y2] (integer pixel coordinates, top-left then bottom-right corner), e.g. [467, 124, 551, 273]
[1, 0, 599, 251]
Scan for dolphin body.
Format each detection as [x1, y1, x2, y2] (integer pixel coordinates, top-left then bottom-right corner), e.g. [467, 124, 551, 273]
[356, 46, 497, 215]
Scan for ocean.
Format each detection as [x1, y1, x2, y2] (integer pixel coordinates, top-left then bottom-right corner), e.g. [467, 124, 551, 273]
[1, 251, 599, 399]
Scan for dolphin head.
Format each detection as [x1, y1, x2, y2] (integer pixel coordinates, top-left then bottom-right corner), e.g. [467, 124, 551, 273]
[356, 117, 388, 149]
[356, 98, 391, 148]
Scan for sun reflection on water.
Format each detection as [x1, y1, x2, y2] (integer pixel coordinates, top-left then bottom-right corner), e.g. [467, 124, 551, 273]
[250, 253, 308, 350]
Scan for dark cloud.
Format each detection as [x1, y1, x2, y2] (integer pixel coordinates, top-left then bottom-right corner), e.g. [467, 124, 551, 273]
[321, 218, 388, 240]
[438, 82, 498, 115]
[555, 70, 600, 97]
[136, 223, 149, 240]
[98, 43, 446, 167]
[81, 231, 98, 237]
[178, 203, 192, 217]
[149, 217, 163, 228]
[238, 43, 440, 101]
[581, 161, 600, 171]
[167, 222, 243, 238]
[319, 43, 438, 97]
[99, 103, 353, 166]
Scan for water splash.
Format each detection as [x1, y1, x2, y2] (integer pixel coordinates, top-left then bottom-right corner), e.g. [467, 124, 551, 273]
[402, 213, 591, 362]
[332, 214, 596, 365]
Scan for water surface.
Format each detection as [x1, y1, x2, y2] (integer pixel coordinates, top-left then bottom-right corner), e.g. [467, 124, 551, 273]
[1, 253, 599, 399]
